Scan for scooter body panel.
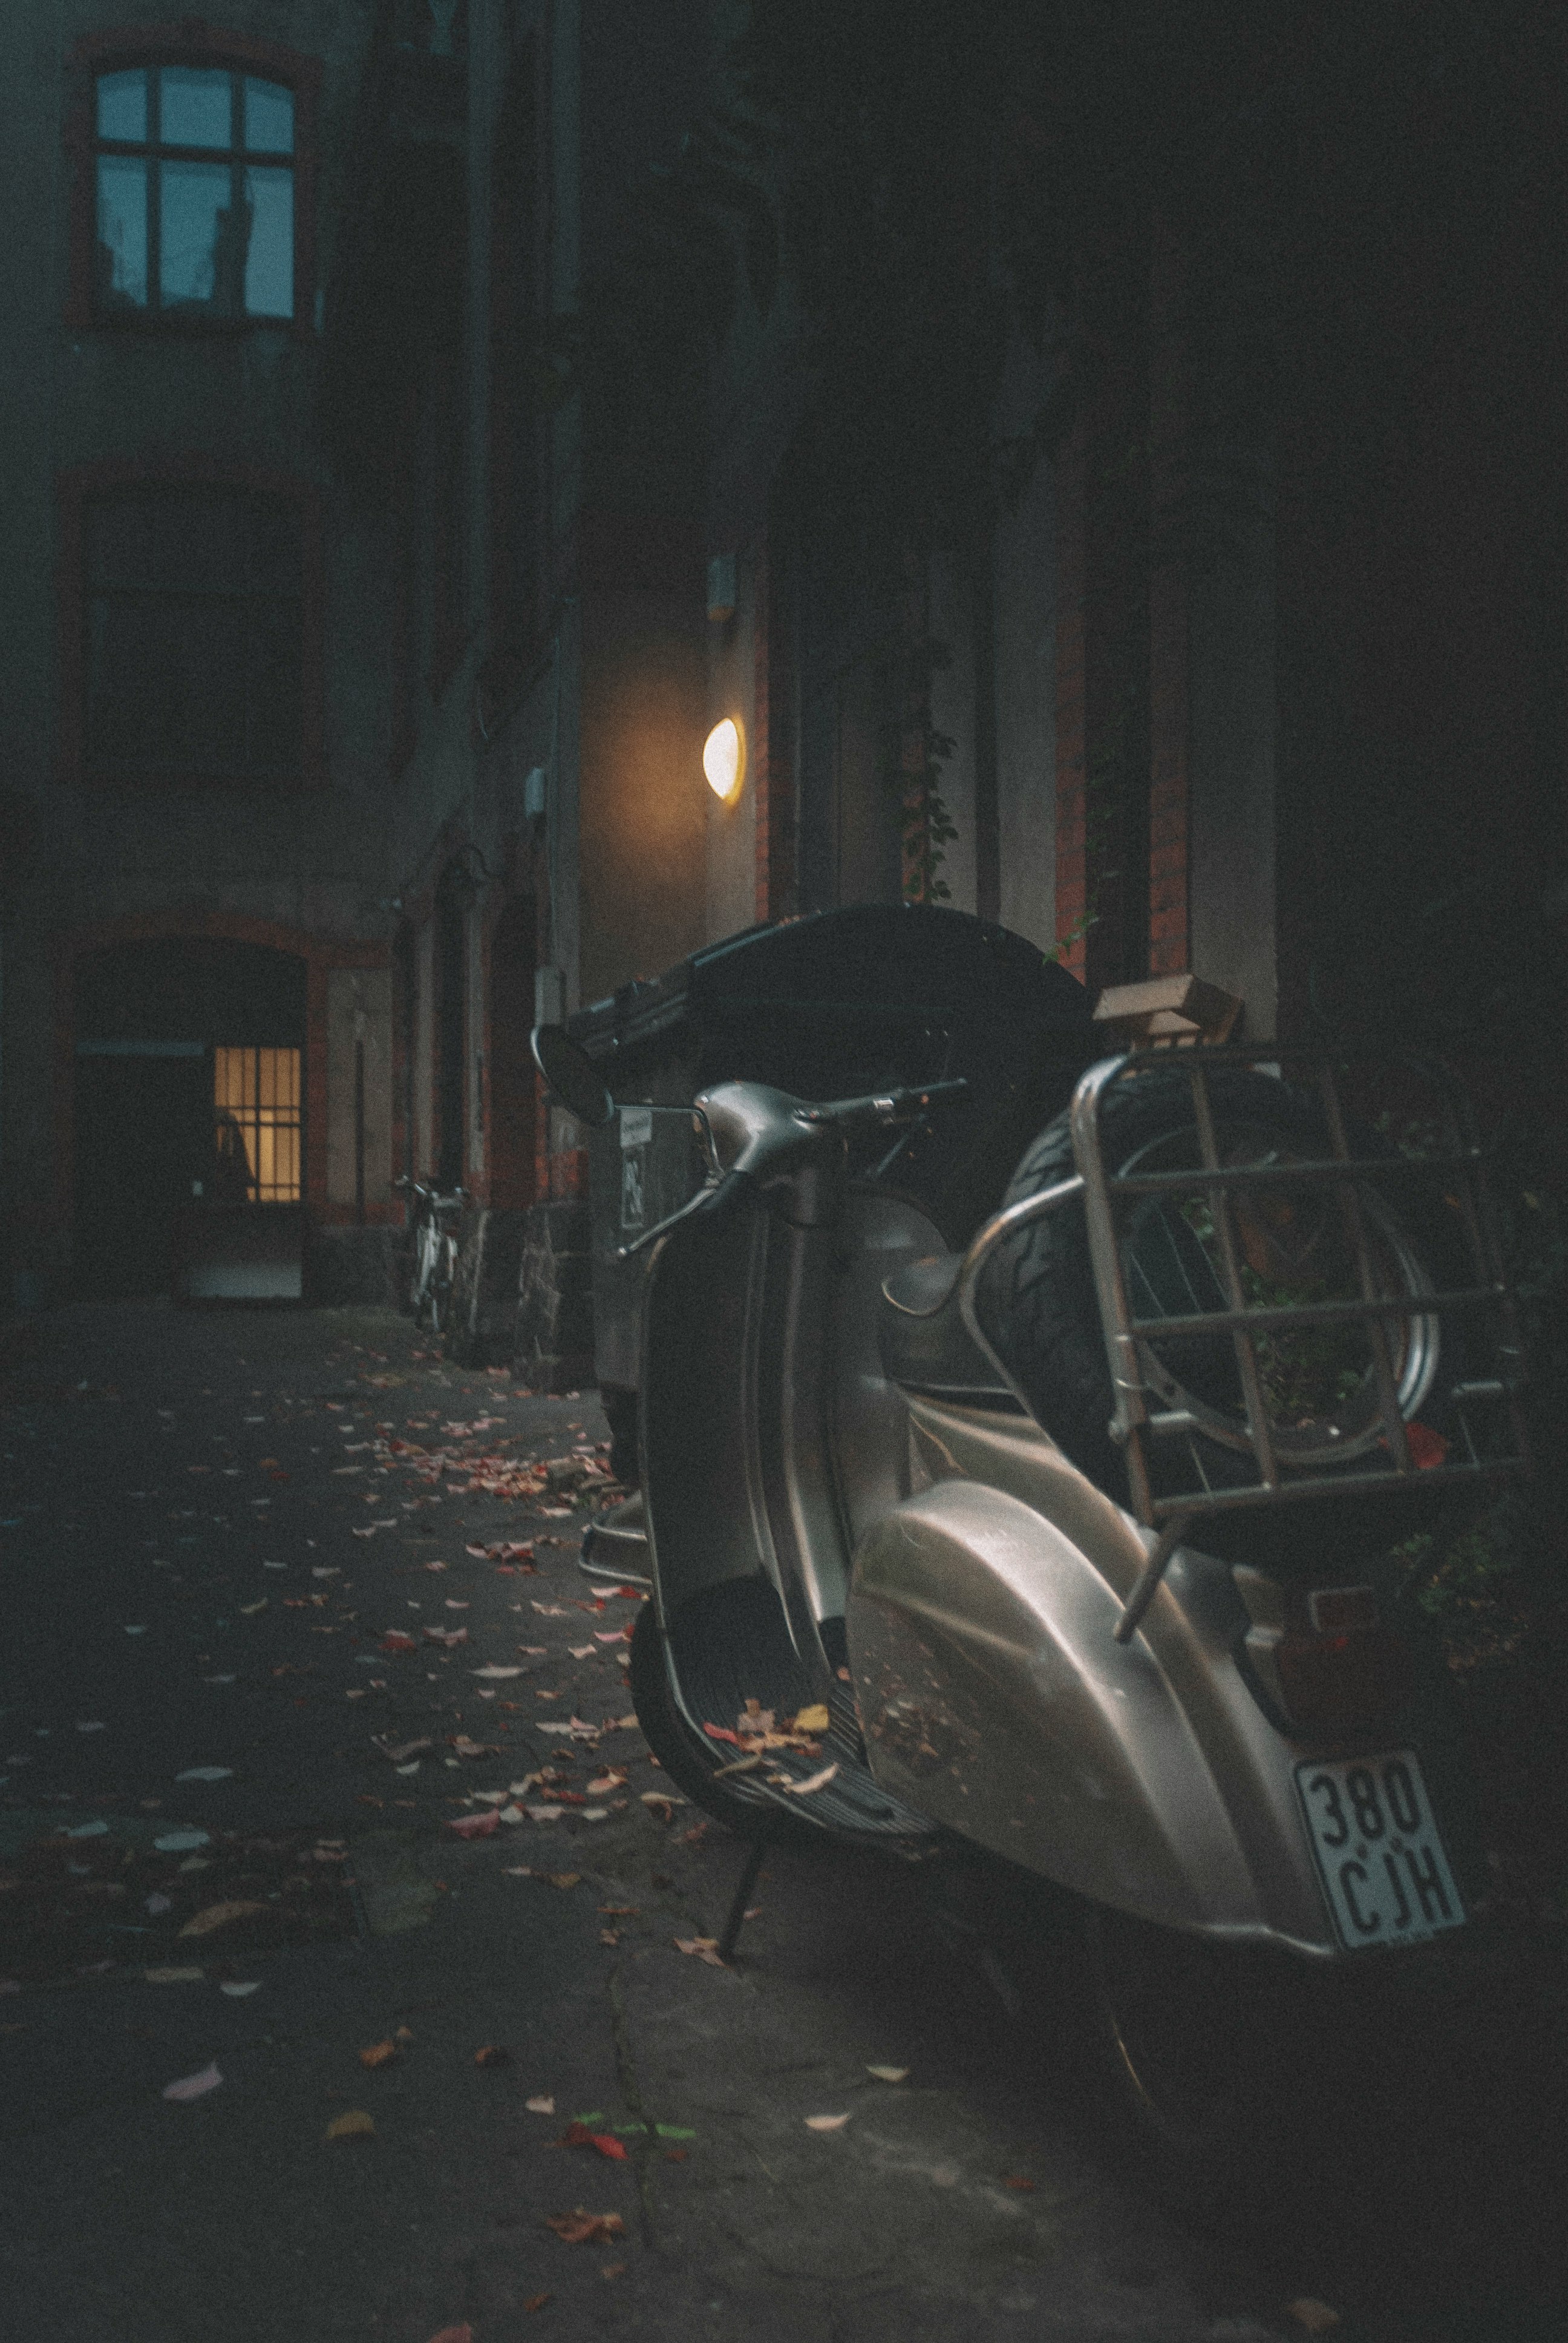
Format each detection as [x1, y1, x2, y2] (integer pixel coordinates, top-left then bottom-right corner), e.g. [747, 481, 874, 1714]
[849, 1399, 1339, 1953]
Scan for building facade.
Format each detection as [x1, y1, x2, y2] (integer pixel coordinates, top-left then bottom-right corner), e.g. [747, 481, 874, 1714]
[4, 2, 1560, 1368]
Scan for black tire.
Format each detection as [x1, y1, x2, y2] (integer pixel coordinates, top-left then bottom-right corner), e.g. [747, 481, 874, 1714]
[1074, 1904, 1300, 2222]
[627, 1602, 820, 1846]
[977, 1064, 1475, 1568]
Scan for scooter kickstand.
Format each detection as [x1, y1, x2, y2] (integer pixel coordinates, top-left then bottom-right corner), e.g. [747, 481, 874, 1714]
[717, 1838, 769, 1964]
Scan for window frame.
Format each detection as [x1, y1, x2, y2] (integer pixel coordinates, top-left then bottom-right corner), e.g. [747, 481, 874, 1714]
[57, 459, 326, 794]
[66, 28, 319, 339]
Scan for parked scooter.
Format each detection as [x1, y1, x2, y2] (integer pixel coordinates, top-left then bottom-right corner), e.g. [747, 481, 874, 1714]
[533, 961, 1529, 2205]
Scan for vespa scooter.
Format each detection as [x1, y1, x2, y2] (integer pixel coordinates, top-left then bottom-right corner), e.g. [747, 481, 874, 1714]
[534, 1012, 1529, 2203]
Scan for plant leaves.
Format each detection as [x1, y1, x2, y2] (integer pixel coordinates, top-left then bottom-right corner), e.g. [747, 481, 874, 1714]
[804, 2112, 852, 2131]
[791, 1704, 831, 1732]
[359, 2040, 397, 2068]
[866, 2065, 909, 2083]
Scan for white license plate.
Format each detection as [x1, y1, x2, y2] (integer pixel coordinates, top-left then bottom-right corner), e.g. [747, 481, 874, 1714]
[1295, 1749, 1466, 1950]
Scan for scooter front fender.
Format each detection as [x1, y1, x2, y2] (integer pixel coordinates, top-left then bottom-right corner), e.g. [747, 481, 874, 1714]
[848, 1480, 1334, 1953]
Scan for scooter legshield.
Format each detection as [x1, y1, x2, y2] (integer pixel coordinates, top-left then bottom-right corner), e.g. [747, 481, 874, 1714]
[847, 1477, 1339, 1955]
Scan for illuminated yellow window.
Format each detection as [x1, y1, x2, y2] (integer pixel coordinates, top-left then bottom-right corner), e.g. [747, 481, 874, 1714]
[214, 1046, 301, 1202]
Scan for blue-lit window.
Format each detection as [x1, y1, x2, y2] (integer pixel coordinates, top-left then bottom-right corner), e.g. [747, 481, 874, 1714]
[93, 65, 295, 321]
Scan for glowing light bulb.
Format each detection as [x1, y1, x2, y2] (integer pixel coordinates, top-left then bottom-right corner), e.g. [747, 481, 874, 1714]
[703, 717, 743, 801]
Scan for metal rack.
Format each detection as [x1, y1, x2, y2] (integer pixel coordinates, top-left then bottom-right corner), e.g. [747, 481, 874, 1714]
[959, 1044, 1530, 1640]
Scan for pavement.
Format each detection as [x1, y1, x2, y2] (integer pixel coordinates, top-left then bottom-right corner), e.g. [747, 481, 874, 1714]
[0, 1301, 1564, 2343]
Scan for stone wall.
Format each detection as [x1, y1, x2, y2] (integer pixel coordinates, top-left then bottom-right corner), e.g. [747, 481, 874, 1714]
[513, 1199, 595, 1392]
[447, 1207, 529, 1368]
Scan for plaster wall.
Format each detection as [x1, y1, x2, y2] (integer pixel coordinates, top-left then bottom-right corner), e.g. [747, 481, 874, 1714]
[704, 550, 759, 943]
[1186, 444, 1278, 1038]
[324, 964, 393, 1213]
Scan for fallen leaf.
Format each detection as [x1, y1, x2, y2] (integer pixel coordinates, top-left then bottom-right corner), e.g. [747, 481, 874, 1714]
[471, 1664, 524, 1680]
[426, 2328, 474, 2343]
[1287, 2305, 1342, 2337]
[175, 1766, 234, 1783]
[178, 1900, 266, 1938]
[162, 2062, 223, 2102]
[586, 1770, 627, 1796]
[445, 1809, 499, 1839]
[783, 1763, 838, 1797]
[220, 1981, 261, 1997]
[449, 1734, 497, 1758]
[546, 1872, 581, 1890]
[545, 2209, 625, 2246]
[673, 1937, 725, 1968]
[526, 2094, 556, 2115]
[325, 2109, 376, 2142]
[1002, 2174, 1035, 2191]
[712, 1753, 762, 1778]
[474, 2044, 512, 2068]
[523, 2295, 551, 2314]
[560, 2121, 627, 2160]
[379, 1631, 417, 1654]
[866, 2065, 909, 2083]
[238, 1599, 268, 1616]
[154, 1829, 210, 1853]
[373, 1735, 432, 1763]
[359, 2040, 398, 2068]
[791, 1704, 831, 1732]
[144, 1967, 205, 1984]
[145, 1893, 172, 1915]
[804, 2112, 851, 2132]
[598, 1906, 639, 1917]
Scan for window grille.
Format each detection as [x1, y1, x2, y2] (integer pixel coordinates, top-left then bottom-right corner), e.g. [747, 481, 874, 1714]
[214, 1046, 301, 1202]
[93, 64, 295, 320]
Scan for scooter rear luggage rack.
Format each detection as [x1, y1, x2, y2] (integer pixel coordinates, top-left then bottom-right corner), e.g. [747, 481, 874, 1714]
[955, 1039, 1530, 1642]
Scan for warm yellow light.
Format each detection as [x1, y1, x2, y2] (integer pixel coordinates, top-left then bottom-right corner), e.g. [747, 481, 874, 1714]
[703, 716, 744, 801]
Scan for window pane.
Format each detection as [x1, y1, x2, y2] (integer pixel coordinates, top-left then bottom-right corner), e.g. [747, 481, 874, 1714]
[96, 157, 148, 307]
[97, 69, 148, 142]
[159, 67, 234, 151]
[87, 595, 186, 764]
[243, 166, 293, 318]
[243, 79, 293, 154]
[160, 160, 244, 313]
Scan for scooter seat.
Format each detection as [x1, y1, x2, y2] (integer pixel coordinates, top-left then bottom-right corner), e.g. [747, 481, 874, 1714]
[879, 1254, 1022, 1409]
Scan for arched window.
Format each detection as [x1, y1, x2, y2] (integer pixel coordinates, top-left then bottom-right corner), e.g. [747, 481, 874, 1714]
[67, 34, 318, 333]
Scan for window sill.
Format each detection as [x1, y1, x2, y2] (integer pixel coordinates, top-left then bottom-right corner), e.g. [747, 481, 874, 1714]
[81, 764, 319, 793]
[79, 311, 305, 338]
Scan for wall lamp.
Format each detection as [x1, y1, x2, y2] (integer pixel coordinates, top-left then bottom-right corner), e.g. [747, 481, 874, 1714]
[704, 716, 745, 804]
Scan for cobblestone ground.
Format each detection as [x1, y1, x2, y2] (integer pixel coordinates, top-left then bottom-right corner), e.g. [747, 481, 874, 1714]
[0, 1302, 1562, 2343]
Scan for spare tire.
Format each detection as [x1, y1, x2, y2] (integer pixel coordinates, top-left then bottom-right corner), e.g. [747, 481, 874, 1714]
[975, 1064, 1474, 1568]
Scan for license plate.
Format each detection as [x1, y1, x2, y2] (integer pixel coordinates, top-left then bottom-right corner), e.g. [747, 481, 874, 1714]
[1295, 1749, 1466, 1950]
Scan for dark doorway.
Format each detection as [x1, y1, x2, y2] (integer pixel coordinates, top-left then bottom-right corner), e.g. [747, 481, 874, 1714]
[73, 939, 305, 1297]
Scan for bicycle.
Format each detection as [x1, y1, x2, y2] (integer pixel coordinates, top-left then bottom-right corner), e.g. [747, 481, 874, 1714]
[395, 1176, 468, 1337]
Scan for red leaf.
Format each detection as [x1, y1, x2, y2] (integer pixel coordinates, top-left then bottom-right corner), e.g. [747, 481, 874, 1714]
[702, 1723, 740, 1746]
[445, 1809, 499, 1839]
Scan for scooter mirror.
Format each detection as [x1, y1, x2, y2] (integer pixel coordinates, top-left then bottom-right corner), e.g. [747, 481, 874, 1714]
[529, 1025, 614, 1129]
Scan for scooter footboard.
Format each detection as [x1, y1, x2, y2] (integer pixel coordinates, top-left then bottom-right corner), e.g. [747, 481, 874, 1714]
[847, 1481, 1336, 1954]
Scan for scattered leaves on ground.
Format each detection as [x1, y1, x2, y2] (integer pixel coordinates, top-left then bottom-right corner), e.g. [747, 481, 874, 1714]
[545, 2209, 625, 2246]
[162, 2062, 223, 2102]
[178, 1900, 266, 1938]
[673, 1937, 725, 1968]
[324, 2109, 376, 2142]
[359, 2040, 397, 2068]
[804, 2112, 851, 2132]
